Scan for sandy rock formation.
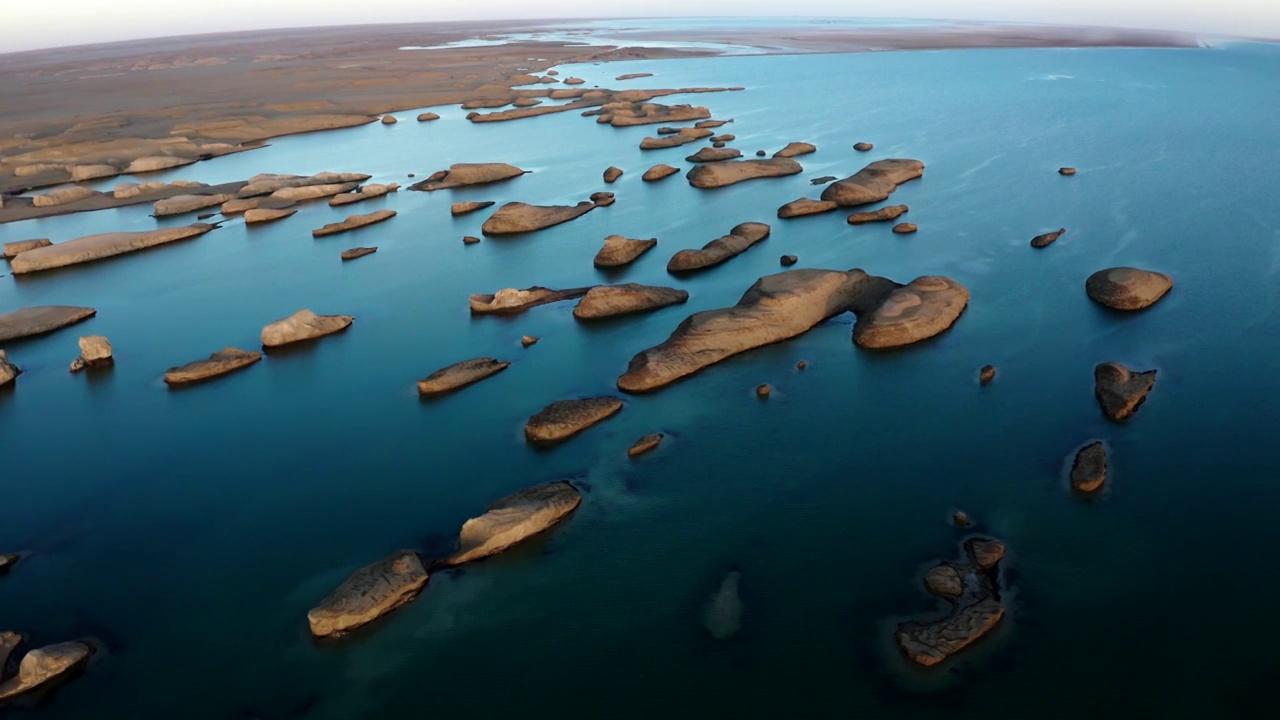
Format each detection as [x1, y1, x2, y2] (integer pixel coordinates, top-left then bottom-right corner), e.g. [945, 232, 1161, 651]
[704, 569, 744, 640]
[219, 197, 261, 214]
[1059, 167, 1077, 176]
[243, 208, 297, 224]
[0, 306, 97, 342]
[409, 163, 527, 191]
[573, 284, 689, 320]
[853, 142, 874, 151]
[2, 239, 51, 259]
[1030, 228, 1066, 248]
[687, 158, 803, 188]
[451, 201, 495, 216]
[10, 224, 214, 274]
[440, 481, 582, 566]
[607, 102, 711, 127]
[32, 186, 99, 207]
[0, 351, 19, 387]
[238, 172, 370, 198]
[330, 183, 397, 206]
[68, 336, 112, 373]
[381, 115, 398, 125]
[125, 156, 194, 174]
[896, 538, 1007, 667]
[639, 128, 714, 150]
[271, 182, 358, 202]
[260, 309, 353, 348]
[462, 235, 480, 245]
[847, 205, 909, 224]
[513, 98, 541, 107]
[521, 336, 539, 347]
[417, 357, 510, 396]
[307, 550, 428, 638]
[153, 193, 233, 217]
[893, 223, 918, 234]
[340, 246, 377, 261]
[756, 383, 772, 398]
[777, 198, 837, 218]
[525, 398, 623, 445]
[628, 433, 664, 457]
[686, 147, 742, 163]
[852, 276, 969, 349]
[616, 73, 655, 80]
[642, 164, 680, 182]
[594, 235, 658, 268]
[603, 166, 624, 183]
[481, 199, 604, 235]
[68, 164, 119, 181]
[417, 112, 440, 121]
[1094, 362, 1156, 422]
[1070, 441, 1107, 493]
[312, 209, 396, 237]
[0, 640, 94, 701]
[821, 159, 924, 206]
[711, 134, 736, 143]
[469, 286, 592, 314]
[667, 222, 770, 273]
[774, 142, 816, 158]
[164, 348, 262, 385]
[1085, 267, 1173, 310]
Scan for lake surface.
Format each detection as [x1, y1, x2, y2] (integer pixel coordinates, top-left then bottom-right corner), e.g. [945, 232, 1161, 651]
[3, 40, 1280, 718]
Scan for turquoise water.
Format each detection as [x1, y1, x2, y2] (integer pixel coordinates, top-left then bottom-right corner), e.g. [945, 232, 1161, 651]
[3, 43, 1280, 718]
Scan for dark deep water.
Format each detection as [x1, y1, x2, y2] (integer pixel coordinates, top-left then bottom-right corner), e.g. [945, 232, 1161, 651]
[2, 41, 1280, 718]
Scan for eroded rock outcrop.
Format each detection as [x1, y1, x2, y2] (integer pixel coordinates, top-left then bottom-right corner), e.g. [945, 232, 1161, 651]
[821, 159, 924, 207]
[0, 306, 97, 341]
[1085, 267, 1173, 311]
[307, 550, 428, 638]
[847, 205, 908, 225]
[440, 481, 582, 565]
[774, 142, 816, 158]
[525, 398, 623, 445]
[417, 112, 440, 122]
[260, 309, 353, 348]
[271, 182, 358, 202]
[1070, 441, 1107, 493]
[640, 128, 713, 150]
[340, 246, 377, 261]
[2, 239, 51, 259]
[238, 172, 370, 198]
[481, 199, 605, 235]
[777, 198, 837, 218]
[312, 209, 396, 237]
[642, 164, 680, 182]
[1030, 228, 1066, 248]
[667, 222, 770, 273]
[852, 277, 968, 349]
[329, 183, 397, 206]
[125, 156, 194, 174]
[0, 351, 19, 387]
[243, 208, 297, 224]
[153, 193, 235, 217]
[853, 142, 874, 152]
[68, 335, 112, 373]
[686, 147, 742, 163]
[417, 357, 510, 397]
[469, 286, 592, 314]
[686, 158, 802, 189]
[452, 201, 495, 216]
[1094, 362, 1156, 422]
[573, 284, 689, 320]
[603, 166, 623, 183]
[895, 538, 1007, 667]
[32, 186, 99, 207]
[594, 235, 657, 268]
[0, 640, 94, 701]
[893, 223, 918, 234]
[164, 347, 262, 385]
[628, 433, 664, 457]
[606, 102, 710, 127]
[10, 225, 214, 274]
[409, 163, 526, 191]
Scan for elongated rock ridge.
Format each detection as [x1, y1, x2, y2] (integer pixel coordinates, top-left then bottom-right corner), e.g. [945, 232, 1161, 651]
[469, 286, 593, 314]
[687, 158, 802, 189]
[481, 199, 605, 235]
[821, 159, 925, 207]
[10, 224, 214, 274]
[573, 284, 689, 320]
[525, 397, 623, 445]
[0, 306, 97, 342]
[667, 222, 770, 273]
[260, 309, 353, 348]
[312, 209, 396, 237]
[417, 357, 510, 396]
[440, 481, 582, 566]
[409, 163, 527, 191]
[164, 348, 262, 385]
[307, 550, 428, 637]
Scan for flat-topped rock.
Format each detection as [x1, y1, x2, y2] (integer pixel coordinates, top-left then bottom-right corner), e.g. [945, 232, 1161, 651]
[481, 199, 603, 235]
[774, 142, 816, 158]
[417, 112, 440, 121]
[893, 222, 918, 234]
[853, 142, 874, 151]
[238, 172, 370, 197]
[704, 570, 744, 640]
[306, 550, 428, 638]
[513, 98, 541, 107]
[603, 166, 623, 183]
[68, 164, 119, 181]
[642, 164, 680, 182]
[0, 640, 94, 701]
[219, 197, 261, 214]
[126, 156, 194, 174]
[686, 147, 742, 163]
[32, 186, 99, 207]
[68, 335, 112, 373]
[667, 222, 770, 273]
[469, 286, 592, 314]
[243, 208, 297, 224]
[452, 201, 495, 216]
[340, 246, 377, 261]
[847, 205, 909, 225]
[261, 309, 353, 348]
[574, 284, 689, 320]
[271, 182, 359, 201]
[3, 239, 52, 259]
[525, 398, 623, 445]
[778, 198, 837, 218]
[687, 158, 803, 188]
[640, 128, 714, 150]
[628, 433, 664, 457]
[594, 235, 657, 268]
[409, 163, 526, 191]
[417, 357, 510, 396]
[153, 193, 233, 217]
[711, 134, 736, 143]
[811, 175, 837, 185]
[1085, 267, 1173, 310]
[0, 306, 97, 342]
[441, 481, 582, 566]
[164, 347, 262, 385]
[821, 159, 925, 207]
[617, 72, 655, 81]
[1094, 362, 1156, 422]
[329, 183, 397, 206]
[564, 77, 585, 85]
[896, 538, 1007, 667]
[608, 102, 710, 127]
[1071, 441, 1107, 493]
[312, 209, 396, 237]
[381, 115, 398, 124]
[618, 269, 897, 392]
[0, 351, 19, 387]
[1030, 228, 1066, 248]
[1059, 167, 1077, 176]
[853, 276, 968, 349]
[11, 223, 214, 275]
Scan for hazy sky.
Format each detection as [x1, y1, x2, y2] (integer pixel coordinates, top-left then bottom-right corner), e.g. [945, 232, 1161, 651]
[5, 0, 1279, 53]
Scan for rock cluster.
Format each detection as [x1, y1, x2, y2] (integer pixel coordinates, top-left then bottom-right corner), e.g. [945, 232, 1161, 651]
[895, 538, 1007, 667]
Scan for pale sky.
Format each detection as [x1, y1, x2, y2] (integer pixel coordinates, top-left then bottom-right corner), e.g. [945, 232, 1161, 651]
[4, 0, 1278, 53]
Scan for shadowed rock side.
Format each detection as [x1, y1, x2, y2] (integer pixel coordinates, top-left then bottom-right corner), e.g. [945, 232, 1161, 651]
[640, 128, 714, 150]
[0, 306, 96, 342]
[628, 433, 664, 457]
[667, 222, 771, 273]
[774, 142, 816, 158]
[852, 276, 969, 349]
[306, 550, 428, 638]
[330, 183, 398, 206]
[0, 631, 17, 664]
[164, 348, 262, 385]
[618, 269, 897, 393]
[260, 309, 353, 348]
[153, 193, 234, 217]
[417, 357, 510, 396]
[440, 481, 582, 566]
[1030, 228, 1066, 248]
[642, 164, 680, 182]
[896, 538, 1007, 667]
[1094, 362, 1156, 422]
[469, 286, 592, 314]
[3, 238, 51, 259]
[573, 284, 689, 320]
[1071, 441, 1108, 493]
[409, 163, 527, 191]
[847, 205, 909, 224]
[821, 159, 925, 207]
[10, 224, 215, 274]
[704, 570, 744, 640]
[1085, 267, 1173, 310]
[340, 247, 377, 261]
[451, 201, 495, 216]
[687, 158, 803, 189]
[481, 199, 605, 235]
[525, 397, 623, 445]
[594, 236, 657, 268]
[687, 147, 742, 163]
[312, 209, 397, 237]
[0, 640, 94, 701]
[0, 351, 19, 387]
[778, 198, 837, 218]
[243, 208, 297, 224]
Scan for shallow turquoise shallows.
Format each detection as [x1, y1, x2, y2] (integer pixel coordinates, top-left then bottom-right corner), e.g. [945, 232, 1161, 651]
[3, 40, 1280, 719]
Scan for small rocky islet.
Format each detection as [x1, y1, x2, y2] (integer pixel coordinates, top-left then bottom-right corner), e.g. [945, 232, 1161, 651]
[895, 538, 1008, 667]
[667, 222, 771, 272]
[525, 397, 623, 445]
[594, 235, 657, 267]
